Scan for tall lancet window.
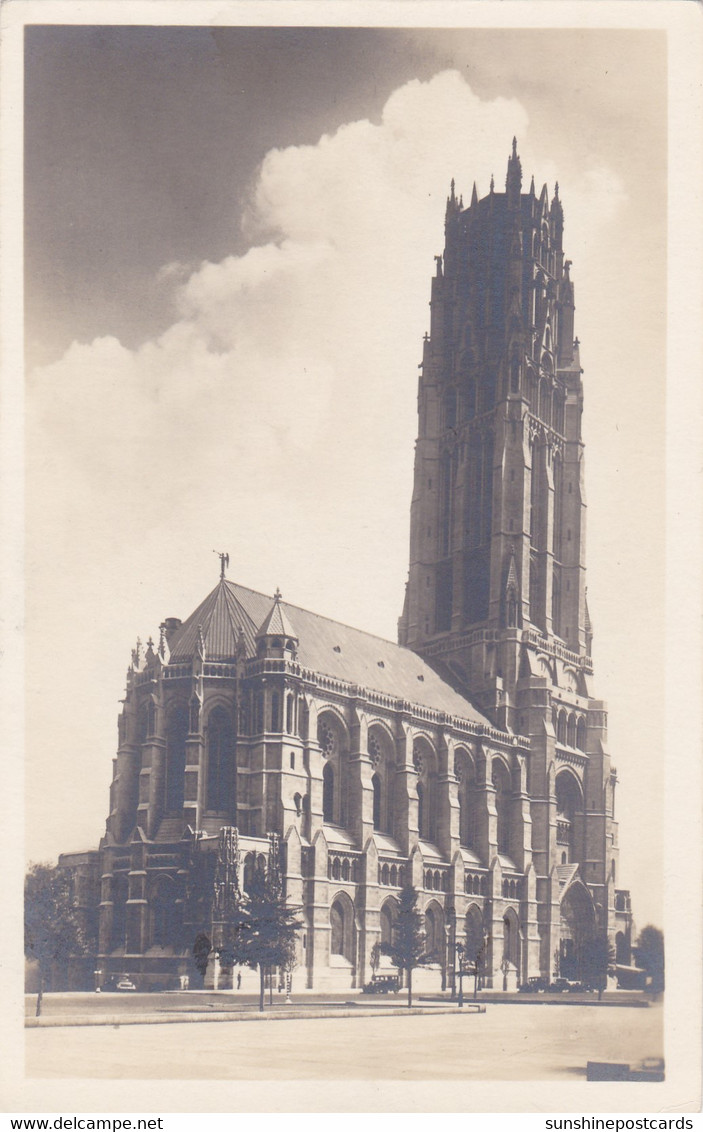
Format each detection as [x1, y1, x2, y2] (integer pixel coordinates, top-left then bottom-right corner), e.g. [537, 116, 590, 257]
[206, 706, 236, 814]
[165, 702, 188, 812]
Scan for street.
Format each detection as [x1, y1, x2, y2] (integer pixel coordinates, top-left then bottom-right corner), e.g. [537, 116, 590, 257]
[26, 1000, 663, 1081]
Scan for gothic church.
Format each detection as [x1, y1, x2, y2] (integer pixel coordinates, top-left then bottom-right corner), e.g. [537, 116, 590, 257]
[61, 141, 633, 992]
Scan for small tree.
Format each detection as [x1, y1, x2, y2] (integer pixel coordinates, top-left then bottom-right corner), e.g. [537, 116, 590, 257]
[25, 863, 88, 1016]
[636, 925, 665, 993]
[381, 885, 434, 1008]
[582, 933, 616, 1000]
[369, 940, 382, 978]
[226, 873, 302, 1012]
[192, 932, 212, 986]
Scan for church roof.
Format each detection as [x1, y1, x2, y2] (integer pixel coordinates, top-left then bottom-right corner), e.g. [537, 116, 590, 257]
[167, 577, 491, 724]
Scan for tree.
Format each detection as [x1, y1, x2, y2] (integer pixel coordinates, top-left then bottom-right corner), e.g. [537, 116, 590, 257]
[381, 885, 434, 1008]
[224, 872, 302, 1012]
[581, 933, 616, 1000]
[636, 925, 665, 993]
[369, 940, 382, 977]
[192, 932, 212, 986]
[25, 863, 88, 1016]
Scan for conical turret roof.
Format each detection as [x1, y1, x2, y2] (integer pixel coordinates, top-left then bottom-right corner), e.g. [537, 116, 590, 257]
[255, 589, 298, 641]
[167, 578, 255, 660]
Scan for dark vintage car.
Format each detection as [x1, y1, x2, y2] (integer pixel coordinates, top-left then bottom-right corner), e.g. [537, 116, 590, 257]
[518, 977, 549, 993]
[362, 975, 400, 994]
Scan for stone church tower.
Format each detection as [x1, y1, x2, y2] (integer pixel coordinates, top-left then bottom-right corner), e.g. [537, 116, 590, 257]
[59, 141, 633, 994]
[399, 139, 626, 969]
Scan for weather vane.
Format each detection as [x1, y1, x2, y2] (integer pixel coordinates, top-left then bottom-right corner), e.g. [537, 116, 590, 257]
[213, 550, 229, 579]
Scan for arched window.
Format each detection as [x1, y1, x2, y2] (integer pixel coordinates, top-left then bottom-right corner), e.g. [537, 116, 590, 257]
[492, 761, 512, 856]
[330, 902, 344, 955]
[206, 706, 235, 813]
[576, 717, 586, 751]
[165, 702, 188, 812]
[380, 902, 395, 947]
[318, 713, 350, 829]
[414, 739, 438, 843]
[455, 750, 479, 852]
[555, 771, 583, 864]
[329, 896, 354, 963]
[322, 762, 334, 823]
[368, 727, 394, 836]
[567, 714, 577, 747]
[424, 904, 443, 960]
[503, 909, 519, 967]
[464, 905, 484, 968]
[270, 691, 281, 732]
[557, 710, 567, 744]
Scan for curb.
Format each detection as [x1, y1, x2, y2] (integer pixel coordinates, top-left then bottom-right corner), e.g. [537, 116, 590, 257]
[26, 1004, 486, 1029]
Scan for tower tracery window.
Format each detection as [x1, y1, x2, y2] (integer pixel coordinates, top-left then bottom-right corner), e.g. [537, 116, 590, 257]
[164, 702, 188, 813]
[206, 706, 235, 814]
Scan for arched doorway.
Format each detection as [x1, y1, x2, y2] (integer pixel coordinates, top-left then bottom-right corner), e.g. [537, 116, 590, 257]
[329, 892, 355, 986]
[559, 881, 597, 981]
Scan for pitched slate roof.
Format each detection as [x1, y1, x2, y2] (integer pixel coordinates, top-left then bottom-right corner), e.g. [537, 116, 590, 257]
[167, 578, 491, 724]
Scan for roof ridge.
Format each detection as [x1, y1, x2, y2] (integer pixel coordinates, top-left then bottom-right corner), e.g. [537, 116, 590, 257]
[225, 579, 402, 650]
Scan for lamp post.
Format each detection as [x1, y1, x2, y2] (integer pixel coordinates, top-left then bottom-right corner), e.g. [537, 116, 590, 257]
[455, 942, 466, 1008]
[93, 969, 102, 993]
[444, 920, 455, 999]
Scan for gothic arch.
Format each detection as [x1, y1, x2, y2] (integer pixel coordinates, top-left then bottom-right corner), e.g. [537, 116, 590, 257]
[413, 736, 439, 843]
[502, 906, 520, 968]
[464, 903, 484, 967]
[559, 880, 597, 981]
[492, 757, 513, 857]
[368, 723, 396, 836]
[423, 899, 444, 962]
[318, 709, 350, 828]
[454, 747, 480, 853]
[575, 716, 586, 751]
[555, 769, 584, 865]
[204, 704, 236, 815]
[164, 699, 188, 813]
[380, 896, 398, 948]
[329, 891, 355, 964]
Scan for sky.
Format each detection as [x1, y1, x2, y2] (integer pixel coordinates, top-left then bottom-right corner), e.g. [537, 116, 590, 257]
[23, 24, 667, 930]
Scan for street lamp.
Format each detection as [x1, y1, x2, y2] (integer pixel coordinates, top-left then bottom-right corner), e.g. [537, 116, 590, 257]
[455, 942, 467, 1008]
[93, 969, 102, 994]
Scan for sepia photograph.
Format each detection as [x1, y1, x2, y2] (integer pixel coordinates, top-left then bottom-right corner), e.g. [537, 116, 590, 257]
[3, 0, 701, 1118]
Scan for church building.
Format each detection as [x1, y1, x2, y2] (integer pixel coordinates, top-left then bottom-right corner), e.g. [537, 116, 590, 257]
[61, 141, 633, 992]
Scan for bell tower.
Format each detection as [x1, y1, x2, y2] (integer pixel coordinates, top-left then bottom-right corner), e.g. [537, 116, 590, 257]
[399, 142, 623, 942]
[399, 140, 589, 729]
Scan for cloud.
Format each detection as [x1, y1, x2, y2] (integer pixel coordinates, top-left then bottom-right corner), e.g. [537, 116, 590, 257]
[28, 70, 625, 542]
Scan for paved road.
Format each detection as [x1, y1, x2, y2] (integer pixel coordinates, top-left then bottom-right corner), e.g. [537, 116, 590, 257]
[26, 1001, 663, 1081]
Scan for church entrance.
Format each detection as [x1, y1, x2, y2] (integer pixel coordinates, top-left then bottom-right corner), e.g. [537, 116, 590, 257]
[559, 881, 597, 981]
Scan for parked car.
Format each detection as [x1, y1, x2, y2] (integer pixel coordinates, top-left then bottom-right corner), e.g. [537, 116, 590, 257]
[548, 978, 572, 993]
[362, 975, 400, 994]
[115, 975, 137, 991]
[518, 976, 549, 993]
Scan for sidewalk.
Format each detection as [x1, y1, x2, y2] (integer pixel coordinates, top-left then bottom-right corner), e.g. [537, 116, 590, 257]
[26, 999, 486, 1028]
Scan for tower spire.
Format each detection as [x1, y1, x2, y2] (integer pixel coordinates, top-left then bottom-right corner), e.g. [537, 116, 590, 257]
[506, 136, 522, 208]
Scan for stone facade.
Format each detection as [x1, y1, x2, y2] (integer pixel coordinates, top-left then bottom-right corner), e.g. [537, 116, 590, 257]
[61, 142, 633, 993]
